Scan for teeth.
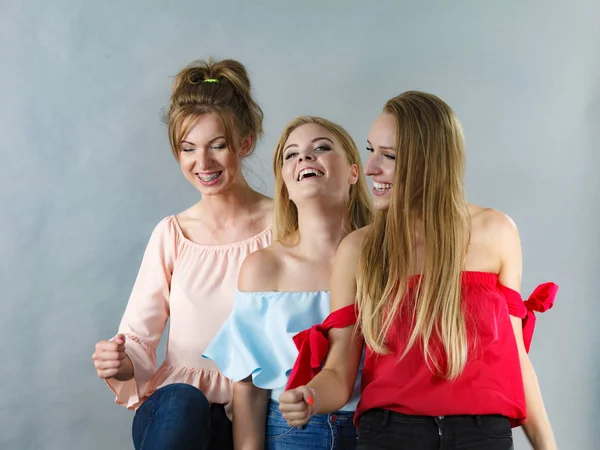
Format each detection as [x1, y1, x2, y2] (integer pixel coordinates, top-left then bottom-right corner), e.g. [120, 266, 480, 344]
[298, 168, 324, 181]
[198, 172, 221, 182]
[373, 181, 392, 191]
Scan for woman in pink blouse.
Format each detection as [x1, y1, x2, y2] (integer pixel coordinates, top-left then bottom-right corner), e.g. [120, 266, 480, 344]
[91, 58, 273, 450]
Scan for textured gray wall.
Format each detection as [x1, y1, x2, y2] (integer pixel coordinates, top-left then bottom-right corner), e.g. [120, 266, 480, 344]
[1, 1, 597, 448]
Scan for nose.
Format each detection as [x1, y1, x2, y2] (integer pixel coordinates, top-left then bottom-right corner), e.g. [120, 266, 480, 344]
[364, 154, 382, 176]
[298, 152, 315, 162]
[194, 149, 212, 169]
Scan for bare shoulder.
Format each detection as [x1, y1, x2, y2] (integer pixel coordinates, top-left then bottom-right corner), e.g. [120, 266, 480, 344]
[335, 226, 370, 265]
[469, 204, 520, 248]
[339, 226, 369, 252]
[256, 194, 274, 210]
[329, 227, 370, 310]
[238, 244, 281, 292]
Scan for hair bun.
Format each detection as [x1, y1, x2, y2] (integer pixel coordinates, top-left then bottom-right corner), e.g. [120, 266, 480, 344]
[186, 69, 211, 84]
[167, 57, 264, 160]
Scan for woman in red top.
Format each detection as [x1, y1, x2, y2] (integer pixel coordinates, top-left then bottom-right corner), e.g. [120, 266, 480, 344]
[278, 91, 557, 449]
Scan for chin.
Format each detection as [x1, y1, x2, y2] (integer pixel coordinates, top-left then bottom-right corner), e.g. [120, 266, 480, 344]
[373, 199, 391, 211]
[197, 183, 231, 196]
[289, 186, 323, 200]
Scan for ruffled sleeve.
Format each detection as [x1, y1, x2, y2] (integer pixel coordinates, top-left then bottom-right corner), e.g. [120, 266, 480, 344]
[105, 217, 178, 409]
[286, 304, 358, 390]
[498, 282, 559, 353]
[203, 290, 331, 390]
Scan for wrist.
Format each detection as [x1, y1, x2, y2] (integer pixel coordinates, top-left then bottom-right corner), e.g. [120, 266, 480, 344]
[305, 386, 319, 417]
[112, 355, 134, 381]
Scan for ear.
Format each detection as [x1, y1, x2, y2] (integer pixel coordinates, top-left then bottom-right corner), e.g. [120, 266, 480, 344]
[348, 163, 359, 185]
[239, 134, 254, 157]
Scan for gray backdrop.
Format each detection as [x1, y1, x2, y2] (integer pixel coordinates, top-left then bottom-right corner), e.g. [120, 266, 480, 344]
[1, 1, 598, 449]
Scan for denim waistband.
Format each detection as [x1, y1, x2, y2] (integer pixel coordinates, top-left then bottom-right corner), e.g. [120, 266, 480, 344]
[268, 400, 355, 425]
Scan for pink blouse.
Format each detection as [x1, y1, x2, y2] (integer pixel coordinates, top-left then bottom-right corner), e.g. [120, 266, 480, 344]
[106, 215, 272, 415]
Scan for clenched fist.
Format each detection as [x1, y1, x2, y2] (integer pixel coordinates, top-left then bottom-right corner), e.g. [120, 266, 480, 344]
[92, 334, 132, 380]
[278, 386, 317, 427]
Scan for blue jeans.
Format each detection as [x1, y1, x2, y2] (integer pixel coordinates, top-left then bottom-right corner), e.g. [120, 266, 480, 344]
[266, 400, 357, 450]
[132, 383, 233, 450]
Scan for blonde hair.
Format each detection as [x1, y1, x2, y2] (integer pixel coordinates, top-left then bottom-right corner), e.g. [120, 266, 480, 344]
[167, 58, 263, 159]
[356, 91, 470, 380]
[272, 116, 373, 243]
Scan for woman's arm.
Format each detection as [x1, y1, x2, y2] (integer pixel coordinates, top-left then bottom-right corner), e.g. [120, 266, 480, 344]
[496, 213, 556, 450]
[279, 229, 366, 426]
[230, 248, 278, 448]
[101, 218, 174, 408]
[232, 379, 269, 450]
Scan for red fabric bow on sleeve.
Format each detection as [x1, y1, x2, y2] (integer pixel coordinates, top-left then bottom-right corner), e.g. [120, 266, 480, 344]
[521, 282, 558, 353]
[500, 281, 559, 353]
[285, 304, 358, 390]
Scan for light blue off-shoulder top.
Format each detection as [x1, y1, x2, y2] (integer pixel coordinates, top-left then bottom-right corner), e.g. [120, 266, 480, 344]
[203, 290, 362, 411]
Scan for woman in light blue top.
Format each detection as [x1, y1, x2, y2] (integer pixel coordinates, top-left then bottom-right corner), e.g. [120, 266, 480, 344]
[203, 116, 373, 449]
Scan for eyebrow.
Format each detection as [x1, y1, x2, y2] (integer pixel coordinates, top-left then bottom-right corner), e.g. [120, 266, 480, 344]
[181, 135, 225, 146]
[284, 136, 334, 152]
[367, 139, 395, 150]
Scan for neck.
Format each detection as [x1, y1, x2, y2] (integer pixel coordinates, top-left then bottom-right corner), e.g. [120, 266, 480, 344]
[194, 178, 258, 227]
[294, 201, 350, 262]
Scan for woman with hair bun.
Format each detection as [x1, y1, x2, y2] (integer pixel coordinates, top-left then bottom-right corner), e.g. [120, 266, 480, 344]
[92, 58, 273, 450]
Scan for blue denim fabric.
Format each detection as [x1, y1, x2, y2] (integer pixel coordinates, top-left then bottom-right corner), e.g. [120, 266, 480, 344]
[132, 383, 232, 450]
[266, 400, 357, 450]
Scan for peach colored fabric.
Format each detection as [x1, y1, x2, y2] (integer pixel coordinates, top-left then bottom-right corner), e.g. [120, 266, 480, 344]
[106, 215, 272, 416]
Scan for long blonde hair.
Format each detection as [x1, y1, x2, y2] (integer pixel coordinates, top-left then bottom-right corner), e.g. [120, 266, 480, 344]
[272, 116, 373, 243]
[356, 91, 470, 380]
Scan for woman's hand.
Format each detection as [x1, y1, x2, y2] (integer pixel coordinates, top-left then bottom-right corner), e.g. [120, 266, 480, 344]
[278, 386, 317, 427]
[92, 334, 133, 381]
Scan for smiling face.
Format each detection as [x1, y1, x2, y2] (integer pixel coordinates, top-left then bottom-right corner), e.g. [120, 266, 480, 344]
[364, 112, 397, 210]
[177, 113, 251, 196]
[271, 116, 373, 242]
[280, 123, 358, 206]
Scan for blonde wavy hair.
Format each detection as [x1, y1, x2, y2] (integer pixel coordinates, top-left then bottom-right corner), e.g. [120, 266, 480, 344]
[356, 91, 471, 380]
[272, 116, 373, 243]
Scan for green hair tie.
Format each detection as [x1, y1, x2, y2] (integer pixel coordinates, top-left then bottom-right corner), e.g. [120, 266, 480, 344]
[203, 78, 219, 83]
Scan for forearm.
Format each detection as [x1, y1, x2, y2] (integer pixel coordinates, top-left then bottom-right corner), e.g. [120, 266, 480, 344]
[111, 354, 134, 382]
[233, 380, 268, 450]
[306, 326, 362, 415]
[307, 368, 354, 415]
[521, 357, 556, 449]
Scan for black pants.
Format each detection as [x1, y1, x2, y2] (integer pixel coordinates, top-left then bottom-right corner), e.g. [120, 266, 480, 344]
[357, 409, 513, 450]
